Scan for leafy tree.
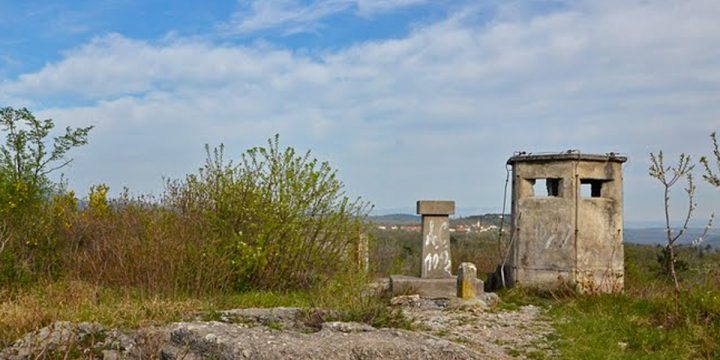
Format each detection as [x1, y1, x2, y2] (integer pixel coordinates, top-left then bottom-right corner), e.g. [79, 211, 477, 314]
[1, 107, 91, 222]
[0, 107, 92, 283]
[0, 107, 92, 188]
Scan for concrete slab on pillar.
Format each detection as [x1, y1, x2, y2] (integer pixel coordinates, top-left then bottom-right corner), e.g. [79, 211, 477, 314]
[416, 200, 455, 215]
[390, 275, 484, 299]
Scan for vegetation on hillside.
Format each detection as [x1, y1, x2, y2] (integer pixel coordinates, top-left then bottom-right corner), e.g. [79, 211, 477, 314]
[1, 107, 718, 358]
[0, 108, 398, 348]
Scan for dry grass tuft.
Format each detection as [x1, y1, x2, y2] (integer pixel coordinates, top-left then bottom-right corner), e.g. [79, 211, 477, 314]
[0, 281, 210, 348]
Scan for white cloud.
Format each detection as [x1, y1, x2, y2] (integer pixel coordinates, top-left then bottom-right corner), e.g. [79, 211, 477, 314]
[220, 0, 430, 35]
[2, 0, 720, 221]
[355, 0, 429, 16]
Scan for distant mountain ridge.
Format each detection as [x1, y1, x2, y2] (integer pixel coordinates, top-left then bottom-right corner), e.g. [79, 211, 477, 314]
[368, 214, 420, 224]
[369, 214, 720, 249]
[624, 228, 720, 248]
[368, 213, 507, 226]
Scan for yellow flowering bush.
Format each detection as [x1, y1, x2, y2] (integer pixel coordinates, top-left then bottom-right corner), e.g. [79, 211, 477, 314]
[88, 184, 110, 216]
[0, 107, 91, 285]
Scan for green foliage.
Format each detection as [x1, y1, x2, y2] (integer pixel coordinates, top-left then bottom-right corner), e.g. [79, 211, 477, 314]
[0, 107, 92, 191]
[165, 135, 371, 291]
[656, 246, 689, 276]
[66, 190, 236, 296]
[0, 111, 396, 345]
[88, 184, 109, 216]
[0, 107, 92, 285]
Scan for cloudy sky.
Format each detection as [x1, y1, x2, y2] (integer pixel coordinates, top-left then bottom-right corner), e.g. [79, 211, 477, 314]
[1, 0, 719, 225]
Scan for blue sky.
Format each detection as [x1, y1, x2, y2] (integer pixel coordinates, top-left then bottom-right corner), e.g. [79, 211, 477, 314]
[1, 0, 719, 225]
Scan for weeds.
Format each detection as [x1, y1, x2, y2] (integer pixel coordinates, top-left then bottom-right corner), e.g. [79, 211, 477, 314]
[544, 244, 719, 359]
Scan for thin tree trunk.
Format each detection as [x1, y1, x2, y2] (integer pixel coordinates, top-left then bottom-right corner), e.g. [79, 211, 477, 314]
[663, 185, 681, 294]
[667, 244, 680, 294]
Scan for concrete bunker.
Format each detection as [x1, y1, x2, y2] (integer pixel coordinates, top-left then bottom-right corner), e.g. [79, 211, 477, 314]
[505, 153, 627, 293]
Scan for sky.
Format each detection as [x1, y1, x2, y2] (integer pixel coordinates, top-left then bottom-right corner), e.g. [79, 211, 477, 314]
[1, 0, 719, 226]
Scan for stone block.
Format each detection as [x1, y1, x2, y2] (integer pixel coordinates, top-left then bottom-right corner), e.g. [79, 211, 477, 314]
[416, 200, 455, 215]
[456, 263, 477, 300]
[390, 275, 483, 299]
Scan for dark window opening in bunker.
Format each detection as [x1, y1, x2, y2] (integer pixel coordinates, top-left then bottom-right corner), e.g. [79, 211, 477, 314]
[531, 178, 562, 197]
[581, 179, 604, 198]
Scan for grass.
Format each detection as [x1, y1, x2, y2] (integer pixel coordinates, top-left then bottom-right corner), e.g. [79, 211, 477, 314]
[0, 280, 212, 347]
[548, 291, 719, 359]
[495, 244, 720, 359]
[0, 274, 410, 348]
[3, 228, 718, 359]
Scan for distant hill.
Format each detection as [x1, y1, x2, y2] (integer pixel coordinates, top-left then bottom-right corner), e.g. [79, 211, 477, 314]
[624, 228, 720, 248]
[369, 214, 719, 249]
[454, 214, 507, 226]
[368, 214, 420, 225]
[369, 213, 508, 226]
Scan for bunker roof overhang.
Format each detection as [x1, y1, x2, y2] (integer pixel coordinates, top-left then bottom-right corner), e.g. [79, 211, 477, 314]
[507, 153, 627, 165]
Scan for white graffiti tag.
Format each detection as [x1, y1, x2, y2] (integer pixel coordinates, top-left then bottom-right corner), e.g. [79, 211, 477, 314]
[536, 223, 574, 249]
[423, 220, 451, 275]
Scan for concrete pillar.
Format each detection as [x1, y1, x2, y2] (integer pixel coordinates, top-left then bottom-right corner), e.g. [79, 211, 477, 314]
[457, 262, 477, 299]
[417, 200, 455, 279]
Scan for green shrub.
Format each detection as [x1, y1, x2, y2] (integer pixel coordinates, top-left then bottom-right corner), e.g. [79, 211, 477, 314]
[0, 107, 91, 284]
[66, 188, 235, 296]
[165, 135, 371, 291]
[66, 136, 371, 295]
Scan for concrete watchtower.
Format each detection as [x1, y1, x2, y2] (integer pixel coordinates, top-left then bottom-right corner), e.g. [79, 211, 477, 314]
[506, 152, 627, 293]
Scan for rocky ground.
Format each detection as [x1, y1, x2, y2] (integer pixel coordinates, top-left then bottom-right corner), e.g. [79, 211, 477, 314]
[0, 295, 557, 359]
[394, 294, 557, 359]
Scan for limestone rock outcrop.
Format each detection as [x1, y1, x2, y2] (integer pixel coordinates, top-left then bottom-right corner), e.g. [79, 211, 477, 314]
[0, 308, 484, 360]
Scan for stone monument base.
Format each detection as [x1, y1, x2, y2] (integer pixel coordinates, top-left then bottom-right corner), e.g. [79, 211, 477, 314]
[390, 275, 484, 299]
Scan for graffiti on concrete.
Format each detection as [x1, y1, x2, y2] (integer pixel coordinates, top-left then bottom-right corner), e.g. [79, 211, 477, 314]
[423, 219, 451, 276]
[535, 222, 574, 250]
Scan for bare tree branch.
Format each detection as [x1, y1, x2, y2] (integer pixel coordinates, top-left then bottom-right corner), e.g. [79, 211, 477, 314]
[649, 151, 699, 294]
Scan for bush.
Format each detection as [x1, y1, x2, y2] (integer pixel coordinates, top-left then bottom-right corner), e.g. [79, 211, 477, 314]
[66, 136, 370, 295]
[0, 107, 91, 285]
[165, 136, 371, 291]
[67, 190, 235, 296]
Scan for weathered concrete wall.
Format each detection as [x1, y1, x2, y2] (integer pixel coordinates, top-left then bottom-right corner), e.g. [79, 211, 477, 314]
[509, 160, 576, 286]
[576, 161, 624, 293]
[507, 154, 626, 293]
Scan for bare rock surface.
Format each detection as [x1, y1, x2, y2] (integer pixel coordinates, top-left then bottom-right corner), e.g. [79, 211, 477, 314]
[395, 295, 557, 359]
[157, 320, 482, 359]
[0, 321, 136, 359]
[0, 308, 482, 359]
[1, 298, 556, 359]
